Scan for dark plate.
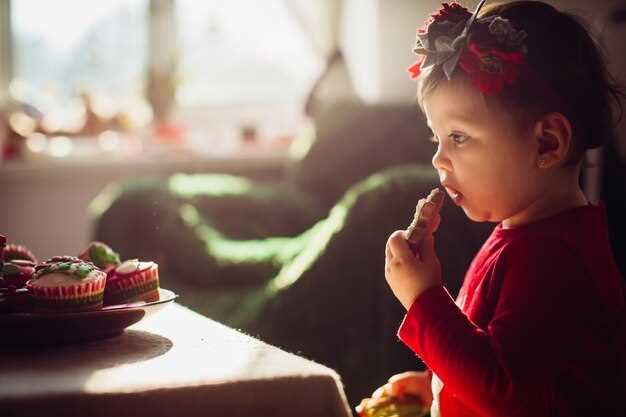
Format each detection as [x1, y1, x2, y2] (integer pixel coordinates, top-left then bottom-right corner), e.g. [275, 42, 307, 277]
[0, 288, 178, 346]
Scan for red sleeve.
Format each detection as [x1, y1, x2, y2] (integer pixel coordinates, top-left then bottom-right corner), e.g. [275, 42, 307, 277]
[397, 238, 593, 416]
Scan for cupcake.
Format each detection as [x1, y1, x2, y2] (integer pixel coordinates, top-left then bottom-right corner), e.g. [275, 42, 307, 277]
[0, 235, 35, 295]
[1, 259, 36, 289]
[0, 238, 36, 313]
[0, 260, 34, 313]
[78, 241, 121, 273]
[27, 257, 106, 313]
[0, 234, 6, 262]
[104, 259, 159, 306]
[3, 243, 38, 264]
[0, 234, 6, 277]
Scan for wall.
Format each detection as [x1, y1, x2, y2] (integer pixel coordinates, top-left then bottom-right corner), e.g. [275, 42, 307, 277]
[342, 0, 448, 104]
[376, 0, 448, 104]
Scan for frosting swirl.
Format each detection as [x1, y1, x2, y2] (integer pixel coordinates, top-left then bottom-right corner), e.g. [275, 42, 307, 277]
[33, 257, 100, 281]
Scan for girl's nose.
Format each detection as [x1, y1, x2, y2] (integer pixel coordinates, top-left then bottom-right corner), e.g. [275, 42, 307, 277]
[431, 143, 451, 171]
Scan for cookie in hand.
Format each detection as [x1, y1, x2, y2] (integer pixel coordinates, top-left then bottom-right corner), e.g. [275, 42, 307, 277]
[405, 188, 445, 249]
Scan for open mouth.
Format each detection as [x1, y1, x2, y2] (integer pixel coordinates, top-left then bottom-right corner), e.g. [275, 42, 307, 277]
[444, 187, 464, 205]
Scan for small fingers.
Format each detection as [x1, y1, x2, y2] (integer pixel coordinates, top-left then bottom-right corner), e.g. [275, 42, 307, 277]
[388, 371, 432, 401]
[372, 383, 391, 399]
[387, 230, 414, 261]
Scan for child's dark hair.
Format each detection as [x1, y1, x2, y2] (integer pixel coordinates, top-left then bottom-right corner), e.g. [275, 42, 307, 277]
[417, 1, 625, 165]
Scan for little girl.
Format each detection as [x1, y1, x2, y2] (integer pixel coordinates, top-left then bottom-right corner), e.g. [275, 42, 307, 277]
[374, 1, 625, 416]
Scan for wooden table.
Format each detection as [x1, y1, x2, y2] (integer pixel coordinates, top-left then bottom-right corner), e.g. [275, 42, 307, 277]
[0, 304, 353, 417]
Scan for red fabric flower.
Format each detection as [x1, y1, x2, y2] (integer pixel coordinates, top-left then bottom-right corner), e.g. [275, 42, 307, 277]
[408, 57, 424, 79]
[429, 3, 470, 26]
[458, 41, 526, 94]
[420, 3, 471, 40]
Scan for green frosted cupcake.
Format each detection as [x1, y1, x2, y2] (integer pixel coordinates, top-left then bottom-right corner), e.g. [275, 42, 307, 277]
[27, 257, 106, 313]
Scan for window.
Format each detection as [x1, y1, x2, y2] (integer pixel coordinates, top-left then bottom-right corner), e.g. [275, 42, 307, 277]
[176, 0, 322, 107]
[3, 0, 320, 161]
[173, 0, 323, 144]
[11, 0, 148, 116]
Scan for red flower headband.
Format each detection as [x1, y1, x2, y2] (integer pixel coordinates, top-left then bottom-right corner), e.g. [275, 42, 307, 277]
[408, 0, 528, 95]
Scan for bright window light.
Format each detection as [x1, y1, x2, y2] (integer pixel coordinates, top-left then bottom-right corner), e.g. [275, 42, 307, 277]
[175, 0, 324, 107]
[11, 0, 148, 112]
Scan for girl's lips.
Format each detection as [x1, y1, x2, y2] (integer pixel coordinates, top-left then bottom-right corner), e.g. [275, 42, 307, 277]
[444, 186, 464, 205]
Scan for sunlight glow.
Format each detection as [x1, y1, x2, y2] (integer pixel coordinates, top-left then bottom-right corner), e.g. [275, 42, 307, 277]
[176, 0, 323, 105]
[168, 174, 252, 198]
[12, 0, 143, 52]
[26, 133, 47, 153]
[48, 136, 73, 158]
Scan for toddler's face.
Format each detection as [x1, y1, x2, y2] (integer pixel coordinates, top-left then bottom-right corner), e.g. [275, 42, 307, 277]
[423, 77, 544, 224]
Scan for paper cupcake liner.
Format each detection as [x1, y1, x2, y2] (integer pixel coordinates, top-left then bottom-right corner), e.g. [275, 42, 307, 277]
[30, 292, 104, 312]
[27, 274, 106, 299]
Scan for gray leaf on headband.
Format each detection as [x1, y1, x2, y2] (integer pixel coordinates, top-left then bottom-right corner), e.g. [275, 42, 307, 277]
[413, 0, 486, 79]
[436, 19, 467, 39]
[481, 16, 528, 48]
[420, 35, 456, 71]
[415, 32, 430, 52]
[443, 47, 464, 79]
[418, 34, 466, 80]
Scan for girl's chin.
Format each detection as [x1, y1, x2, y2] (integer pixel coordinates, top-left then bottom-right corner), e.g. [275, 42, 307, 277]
[460, 204, 495, 223]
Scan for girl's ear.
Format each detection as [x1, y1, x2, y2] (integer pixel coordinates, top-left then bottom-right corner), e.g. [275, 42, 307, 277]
[534, 112, 573, 168]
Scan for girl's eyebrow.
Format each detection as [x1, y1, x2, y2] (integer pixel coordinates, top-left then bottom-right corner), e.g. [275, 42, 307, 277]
[428, 115, 475, 133]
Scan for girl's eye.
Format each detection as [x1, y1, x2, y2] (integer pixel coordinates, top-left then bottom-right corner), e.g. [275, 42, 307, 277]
[449, 132, 468, 144]
[428, 135, 439, 144]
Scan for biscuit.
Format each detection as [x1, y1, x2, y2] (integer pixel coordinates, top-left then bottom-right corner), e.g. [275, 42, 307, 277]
[405, 188, 445, 246]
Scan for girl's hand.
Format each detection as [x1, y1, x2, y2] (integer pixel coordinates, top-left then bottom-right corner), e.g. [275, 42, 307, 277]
[371, 371, 433, 407]
[385, 230, 442, 310]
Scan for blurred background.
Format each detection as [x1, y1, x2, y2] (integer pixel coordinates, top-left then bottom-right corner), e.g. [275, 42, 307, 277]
[1, 0, 625, 408]
[0, 0, 429, 257]
[1, 0, 624, 258]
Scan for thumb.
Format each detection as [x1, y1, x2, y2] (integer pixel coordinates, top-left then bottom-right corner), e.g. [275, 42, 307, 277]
[416, 234, 437, 262]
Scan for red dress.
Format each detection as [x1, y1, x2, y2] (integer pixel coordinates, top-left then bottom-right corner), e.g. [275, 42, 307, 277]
[398, 204, 625, 417]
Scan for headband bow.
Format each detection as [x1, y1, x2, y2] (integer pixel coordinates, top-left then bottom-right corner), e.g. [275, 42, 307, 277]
[409, 0, 528, 94]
